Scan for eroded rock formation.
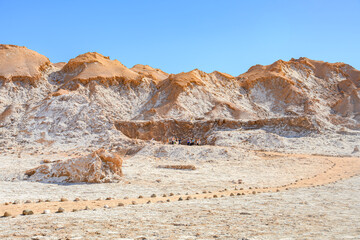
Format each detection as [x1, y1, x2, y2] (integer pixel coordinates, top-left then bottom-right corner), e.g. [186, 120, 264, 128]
[25, 149, 123, 183]
[0, 44, 359, 150]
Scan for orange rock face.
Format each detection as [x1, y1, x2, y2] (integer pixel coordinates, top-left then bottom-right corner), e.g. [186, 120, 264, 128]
[0, 44, 51, 85]
[115, 116, 319, 143]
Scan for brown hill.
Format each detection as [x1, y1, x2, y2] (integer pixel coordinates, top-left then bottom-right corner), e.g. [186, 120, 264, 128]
[0, 44, 51, 85]
[58, 52, 141, 86]
[131, 64, 169, 83]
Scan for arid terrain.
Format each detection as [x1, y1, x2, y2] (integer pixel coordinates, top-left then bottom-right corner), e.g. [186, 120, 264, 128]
[0, 44, 360, 239]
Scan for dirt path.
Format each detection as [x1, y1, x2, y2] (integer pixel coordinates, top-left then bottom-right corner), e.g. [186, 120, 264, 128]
[2, 152, 360, 217]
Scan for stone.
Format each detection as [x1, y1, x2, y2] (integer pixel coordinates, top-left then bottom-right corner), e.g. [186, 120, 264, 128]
[57, 207, 65, 213]
[43, 210, 51, 214]
[3, 212, 12, 217]
[23, 210, 34, 215]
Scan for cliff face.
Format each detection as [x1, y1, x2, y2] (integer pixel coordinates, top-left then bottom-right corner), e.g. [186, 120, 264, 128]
[0, 45, 359, 149]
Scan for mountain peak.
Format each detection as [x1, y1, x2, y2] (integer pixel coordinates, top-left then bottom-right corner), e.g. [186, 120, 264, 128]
[0, 44, 50, 84]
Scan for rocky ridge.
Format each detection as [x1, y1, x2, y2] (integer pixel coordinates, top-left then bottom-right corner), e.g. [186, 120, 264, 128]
[0, 44, 359, 151]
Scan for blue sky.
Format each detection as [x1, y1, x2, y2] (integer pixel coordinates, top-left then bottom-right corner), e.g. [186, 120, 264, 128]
[1, 0, 359, 76]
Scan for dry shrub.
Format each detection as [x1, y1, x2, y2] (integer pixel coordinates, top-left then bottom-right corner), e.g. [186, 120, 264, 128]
[157, 165, 196, 170]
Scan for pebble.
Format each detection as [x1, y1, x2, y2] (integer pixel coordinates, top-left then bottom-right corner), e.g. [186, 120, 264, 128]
[43, 209, 51, 214]
[57, 207, 65, 213]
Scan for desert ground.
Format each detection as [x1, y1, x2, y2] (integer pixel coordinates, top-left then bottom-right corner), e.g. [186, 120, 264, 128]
[1, 132, 360, 239]
[1, 44, 360, 239]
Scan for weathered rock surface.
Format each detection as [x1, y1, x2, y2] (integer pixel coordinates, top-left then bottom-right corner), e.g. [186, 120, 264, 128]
[25, 149, 123, 183]
[0, 45, 360, 151]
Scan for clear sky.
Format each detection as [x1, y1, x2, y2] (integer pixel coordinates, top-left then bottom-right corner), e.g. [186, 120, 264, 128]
[1, 0, 359, 76]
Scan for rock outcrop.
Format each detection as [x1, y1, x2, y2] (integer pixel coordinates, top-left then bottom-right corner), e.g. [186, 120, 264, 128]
[25, 149, 123, 183]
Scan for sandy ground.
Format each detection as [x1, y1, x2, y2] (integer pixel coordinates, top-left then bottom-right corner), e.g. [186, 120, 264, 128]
[1, 150, 360, 239]
[0, 145, 333, 202]
[0, 162, 359, 239]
